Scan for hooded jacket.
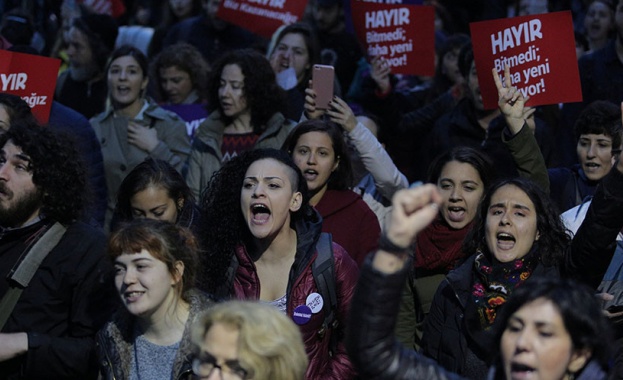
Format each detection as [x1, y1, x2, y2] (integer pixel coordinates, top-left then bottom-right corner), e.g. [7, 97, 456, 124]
[231, 210, 359, 380]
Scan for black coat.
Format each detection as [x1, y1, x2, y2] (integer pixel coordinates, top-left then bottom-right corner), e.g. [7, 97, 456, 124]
[421, 166, 623, 376]
[0, 220, 116, 379]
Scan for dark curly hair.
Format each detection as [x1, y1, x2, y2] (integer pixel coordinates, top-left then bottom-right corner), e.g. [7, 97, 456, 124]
[492, 276, 612, 374]
[0, 120, 88, 225]
[207, 49, 287, 133]
[150, 42, 210, 103]
[573, 100, 622, 154]
[285, 119, 353, 191]
[108, 218, 199, 302]
[464, 177, 571, 267]
[200, 148, 311, 294]
[113, 158, 196, 225]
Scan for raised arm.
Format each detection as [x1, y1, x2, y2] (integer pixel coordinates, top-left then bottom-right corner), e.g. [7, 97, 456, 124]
[346, 186, 465, 379]
[327, 96, 408, 200]
[493, 65, 550, 193]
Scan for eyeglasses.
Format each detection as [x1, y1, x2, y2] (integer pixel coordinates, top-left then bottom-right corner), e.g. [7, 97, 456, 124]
[192, 353, 248, 380]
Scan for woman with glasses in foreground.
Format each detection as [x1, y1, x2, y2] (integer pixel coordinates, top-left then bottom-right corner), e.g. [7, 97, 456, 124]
[190, 301, 308, 380]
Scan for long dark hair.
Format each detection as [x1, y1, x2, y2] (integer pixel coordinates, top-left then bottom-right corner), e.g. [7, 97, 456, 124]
[200, 148, 311, 293]
[207, 49, 287, 132]
[285, 119, 353, 191]
[464, 177, 570, 266]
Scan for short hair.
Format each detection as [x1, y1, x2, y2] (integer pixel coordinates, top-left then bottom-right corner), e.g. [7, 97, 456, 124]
[108, 218, 199, 301]
[0, 93, 36, 125]
[285, 119, 353, 191]
[207, 49, 287, 132]
[150, 42, 210, 102]
[191, 301, 308, 380]
[427, 146, 496, 189]
[269, 22, 320, 89]
[0, 120, 88, 225]
[493, 276, 612, 371]
[113, 158, 195, 224]
[574, 100, 622, 154]
[464, 177, 571, 266]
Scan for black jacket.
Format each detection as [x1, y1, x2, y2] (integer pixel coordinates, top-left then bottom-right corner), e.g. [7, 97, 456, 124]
[421, 166, 623, 376]
[0, 219, 115, 379]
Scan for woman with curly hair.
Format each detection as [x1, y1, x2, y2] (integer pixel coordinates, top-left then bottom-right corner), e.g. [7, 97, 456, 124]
[150, 43, 210, 140]
[199, 148, 358, 379]
[418, 173, 623, 378]
[186, 49, 297, 199]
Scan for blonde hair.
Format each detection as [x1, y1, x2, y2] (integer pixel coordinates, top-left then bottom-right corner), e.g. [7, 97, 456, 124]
[191, 301, 308, 380]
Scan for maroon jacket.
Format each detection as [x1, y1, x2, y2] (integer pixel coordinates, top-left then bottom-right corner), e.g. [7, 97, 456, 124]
[315, 190, 381, 266]
[231, 213, 359, 379]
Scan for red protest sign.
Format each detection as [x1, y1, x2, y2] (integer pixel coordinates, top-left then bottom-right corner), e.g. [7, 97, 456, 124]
[0, 50, 60, 123]
[217, 0, 306, 38]
[470, 11, 580, 110]
[350, 1, 434, 76]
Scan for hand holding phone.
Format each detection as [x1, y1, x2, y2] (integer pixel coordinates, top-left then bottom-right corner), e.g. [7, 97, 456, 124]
[312, 65, 335, 110]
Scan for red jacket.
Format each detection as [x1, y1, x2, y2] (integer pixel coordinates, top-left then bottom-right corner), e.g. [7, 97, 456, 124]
[231, 214, 359, 379]
[315, 190, 381, 266]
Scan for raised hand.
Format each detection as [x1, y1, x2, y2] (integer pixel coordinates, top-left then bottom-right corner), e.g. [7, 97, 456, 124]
[371, 56, 391, 94]
[492, 64, 530, 134]
[326, 96, 357, 132]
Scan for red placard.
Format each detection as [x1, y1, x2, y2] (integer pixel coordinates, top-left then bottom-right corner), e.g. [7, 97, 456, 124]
[350, 1, 435, 76]
[470, 11, 580, 110]
[0, 50, 60, 123]
[217, 0, 307, 38]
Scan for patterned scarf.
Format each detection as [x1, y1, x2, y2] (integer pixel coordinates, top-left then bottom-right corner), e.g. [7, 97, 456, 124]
[471, 247, 539, 330]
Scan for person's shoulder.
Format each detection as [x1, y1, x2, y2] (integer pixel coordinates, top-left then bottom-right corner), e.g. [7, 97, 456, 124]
[61, 221, 107, 247]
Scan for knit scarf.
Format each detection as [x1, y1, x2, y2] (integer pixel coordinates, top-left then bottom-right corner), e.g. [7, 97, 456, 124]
[414, 218, 472, 271]
[470, 247, 539, 330]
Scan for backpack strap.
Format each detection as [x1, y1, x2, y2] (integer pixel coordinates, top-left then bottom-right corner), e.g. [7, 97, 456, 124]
[0, 222, 67, 330]
[312, 232, 339, 356]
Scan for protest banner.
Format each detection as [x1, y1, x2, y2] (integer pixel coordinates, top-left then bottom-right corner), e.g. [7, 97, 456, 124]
[350, 1, 434, 76]
[217, 0, 306, 38]
[344, 0, 424, 33]
[470, 11, 580, 109]
[0, 50, 60, 123]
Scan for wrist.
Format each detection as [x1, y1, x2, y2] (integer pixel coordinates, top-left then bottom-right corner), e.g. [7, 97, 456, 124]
[378, 234, 412, 256]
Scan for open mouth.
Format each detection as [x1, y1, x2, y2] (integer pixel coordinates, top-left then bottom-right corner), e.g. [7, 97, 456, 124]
[124, 291, 144, 302]
[496, 232, 516, 250]
[303, 169, 318, 182]
[116, 86, 131, 96]
[509, 362, 535, 379]
[446, 206, 466, 222]
[251, 203, 271, 223]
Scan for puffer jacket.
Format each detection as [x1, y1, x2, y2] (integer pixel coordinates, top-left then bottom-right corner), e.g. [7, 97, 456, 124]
[185, 110, 296, 199]
[96, 289, 214, 380]
[91, 101, 191, 229]
[421, 166, 623, 376]
[231, 211, 359, 380]
[346, 256, 609, 380]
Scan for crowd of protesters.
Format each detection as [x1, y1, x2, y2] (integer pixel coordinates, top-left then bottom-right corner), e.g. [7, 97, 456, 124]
[2, 0, 623, 379]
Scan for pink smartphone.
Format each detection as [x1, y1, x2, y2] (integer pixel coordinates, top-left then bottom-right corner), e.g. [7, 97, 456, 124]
[312, 64, 335, 110]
